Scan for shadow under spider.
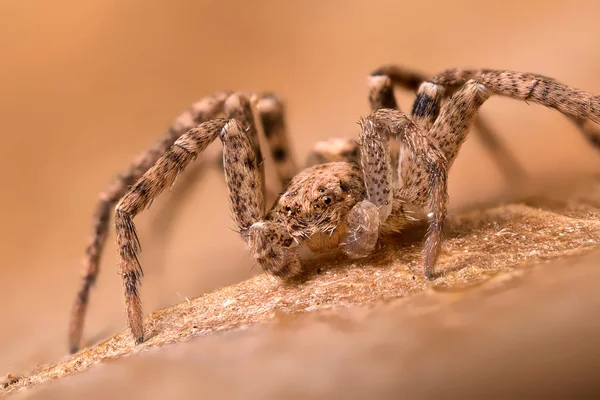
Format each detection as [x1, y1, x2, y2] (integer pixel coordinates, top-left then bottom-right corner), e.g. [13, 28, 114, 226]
[281, 221, 431, 285]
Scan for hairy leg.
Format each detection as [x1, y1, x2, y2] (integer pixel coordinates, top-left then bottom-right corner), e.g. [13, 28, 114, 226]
[361, 108, 450, 277]
[341, 113, 394, 258]
[151, 92, 294, 255]
[115, 118, 228, 344]
[69, 92, 228, 353]
[403, 71, 600, 275]
[341, 74, 435, 260]
[305, 137, 361, 167]
[475, 71, 600, 123]
[223, 93, 266, 206]
[256, 93, 299, 188]
[371, 65, 525, 182]
[114, 91, 269, 345]
[430, 67, 600, 151]
[426, 70, 600, 166]
[393, 82, 491, 207]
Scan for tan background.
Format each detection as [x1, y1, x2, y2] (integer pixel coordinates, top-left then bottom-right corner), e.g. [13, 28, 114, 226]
[1, 0, 599, 374]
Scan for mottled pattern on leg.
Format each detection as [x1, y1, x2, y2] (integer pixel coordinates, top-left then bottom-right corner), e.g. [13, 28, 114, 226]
[220, 118, 265, 232]
[69, 92, 228, 353]
[364, 108, 449, 277]
[428, 69, 600, 157]
[476, 71, 600, 124]
[114, 118, 227, 344]
[423, 156, 449, 278]
[429, 81, 491, 164]
[381, 191, 425, 234]
[395, 82, 490, 206]
[412, 82, 445, 131]
[256, 93, 298, 187]
[430, 68, 481, 87]
[358, 118, 394, 221]
[223, 94, 265, 203]
[371, 65, 527, 186]
[431, 68, 600, 145]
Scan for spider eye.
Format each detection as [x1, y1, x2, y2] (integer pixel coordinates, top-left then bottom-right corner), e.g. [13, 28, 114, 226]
[318, 188, 325, 193]
[285, 205, 292, 213]
[322, 196, 332, 205]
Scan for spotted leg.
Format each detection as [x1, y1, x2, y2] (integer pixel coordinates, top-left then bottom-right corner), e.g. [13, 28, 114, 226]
[371, 65, 527, 182]
[407, 71, 599, 276]
[357, 107, 454, 277]
[256, 93, 299, 188]
[425, 67, 600, 159]
[68, 92, 229, 353]
[429, 71, 600, 168]
[113, 93, 281, 345]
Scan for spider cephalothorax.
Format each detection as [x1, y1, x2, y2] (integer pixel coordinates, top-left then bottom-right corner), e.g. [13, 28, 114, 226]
[267, 163, 365, 242]
[68, 65, 600, 352]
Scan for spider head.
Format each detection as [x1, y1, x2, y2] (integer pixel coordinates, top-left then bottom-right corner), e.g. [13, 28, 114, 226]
[267, 162, 365, 244]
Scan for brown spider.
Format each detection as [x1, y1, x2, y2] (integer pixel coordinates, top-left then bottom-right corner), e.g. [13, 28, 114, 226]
[68, 66, 600, 353]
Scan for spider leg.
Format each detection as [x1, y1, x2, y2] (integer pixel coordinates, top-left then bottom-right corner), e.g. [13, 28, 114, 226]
[310, 70, 428, 180]
[427, 67, 600, 157]
[221, 95, 266, 230]
[368, 74, 399, 110]
[113, 93, 270, 345]
[367, 77, 490, 275]
[340, 112, 394, 258]
[360, 108, 452, 277]
[114, 118, 227, 344]
[68, 92, 228, 353]
[256, 93, 299, 188]
[370, 64, 427, 92]
[211, 92, 298, 197]
[222, 93, 266, 208]
[427, 71, 600, 169]
[340, 98, 430, 259]
[304, 137, 361, 167]
[475, 70, 600, 124]
[400, 71, 600, 276]
[371, 65, 526, 182]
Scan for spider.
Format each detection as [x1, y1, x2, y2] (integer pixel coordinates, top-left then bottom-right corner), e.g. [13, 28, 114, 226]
[68, 65, 600, 353]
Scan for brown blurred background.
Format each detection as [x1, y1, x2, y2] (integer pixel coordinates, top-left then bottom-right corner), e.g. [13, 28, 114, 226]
[1, 0, 600, 375]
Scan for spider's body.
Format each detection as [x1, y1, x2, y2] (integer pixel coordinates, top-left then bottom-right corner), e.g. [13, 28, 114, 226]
[259, 161, 419, 274]
[249, 162, 364, 277]
[267, 162, 365, 247]
[68, 66, 600, 352]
